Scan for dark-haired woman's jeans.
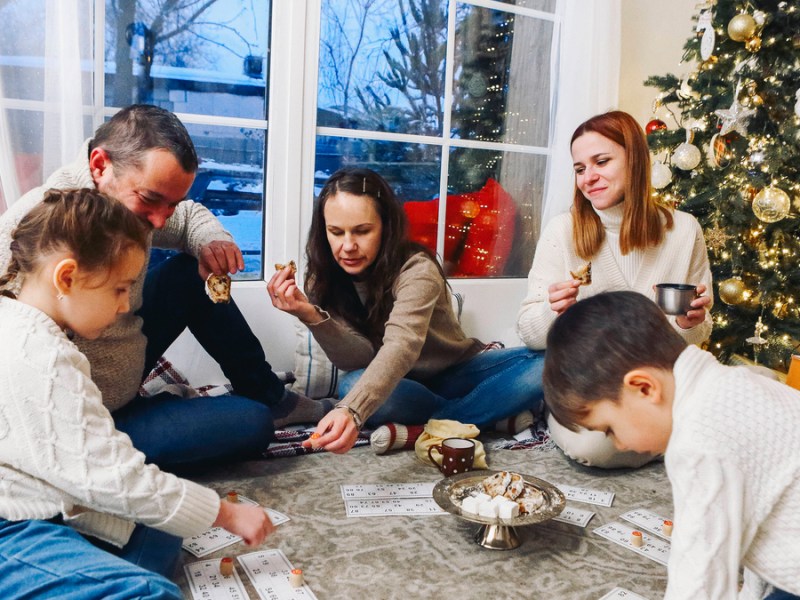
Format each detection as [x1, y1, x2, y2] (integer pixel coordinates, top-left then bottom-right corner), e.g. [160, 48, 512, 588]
[339, 346, 545, 429]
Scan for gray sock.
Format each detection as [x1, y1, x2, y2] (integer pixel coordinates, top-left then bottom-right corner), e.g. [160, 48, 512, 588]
[273, 389, 335, 429]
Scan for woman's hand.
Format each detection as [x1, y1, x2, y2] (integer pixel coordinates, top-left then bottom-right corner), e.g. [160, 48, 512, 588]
[675, 283, 711, 330]
[301, 407, 360, 454]
[548, 279, 582, 315]
[213, 499, 275, 546]
[267, 265, 319, 322]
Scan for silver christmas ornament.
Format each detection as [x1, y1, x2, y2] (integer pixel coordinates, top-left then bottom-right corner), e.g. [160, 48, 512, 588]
[651, 160, 673, 189]
[672, 143, 702, 170]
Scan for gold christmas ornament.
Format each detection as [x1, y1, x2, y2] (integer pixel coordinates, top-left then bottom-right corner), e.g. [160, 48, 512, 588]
[752, 186, 791, 223]
[718, 277, 747, 305]
[745, 36, 762, 52]
[704, 223, 734, 254]
[727, 13, 757, 42]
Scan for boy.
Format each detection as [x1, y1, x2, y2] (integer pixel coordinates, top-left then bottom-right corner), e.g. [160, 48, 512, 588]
[542, 291, 800, 600]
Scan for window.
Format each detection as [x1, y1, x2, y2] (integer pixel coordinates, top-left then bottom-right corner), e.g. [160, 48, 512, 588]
[315, 0, 557, 278]
[2, 0, 559, 281]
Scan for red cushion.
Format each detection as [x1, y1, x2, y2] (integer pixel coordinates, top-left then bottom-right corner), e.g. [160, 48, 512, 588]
[403, 178, 516, 277]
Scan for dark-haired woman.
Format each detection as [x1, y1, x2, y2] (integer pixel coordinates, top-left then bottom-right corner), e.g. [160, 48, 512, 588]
[268, 168, 544, 453]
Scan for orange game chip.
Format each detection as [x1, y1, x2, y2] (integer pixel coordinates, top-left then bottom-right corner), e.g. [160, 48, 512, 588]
[289, 568, 304, 587]
[220, 557, 234, 577]
[226, 491, 239, 503]
[662, 520, 673, 537]
[630, 530, 644, 547]
[310, 432, 321, 439]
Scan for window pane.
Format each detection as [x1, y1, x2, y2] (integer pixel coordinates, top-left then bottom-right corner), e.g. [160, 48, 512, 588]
[446, 147, 546, 278]
[187, 124, 265, 281]
[452, 4, 554, 147]
[494, 0, 557, 12]
[315, 135, 441, 200]
[318, 0, 448, 136]
[0, 0, 93, 103]
[104, 0, 270, 118]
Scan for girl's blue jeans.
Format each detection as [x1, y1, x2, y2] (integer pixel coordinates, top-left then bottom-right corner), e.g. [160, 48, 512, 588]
[339, 346, 545, 429]
[0, 518, 182, 599]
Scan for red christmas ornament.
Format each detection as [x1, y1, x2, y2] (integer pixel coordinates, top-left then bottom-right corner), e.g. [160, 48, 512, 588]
[645, 119, 668, 134]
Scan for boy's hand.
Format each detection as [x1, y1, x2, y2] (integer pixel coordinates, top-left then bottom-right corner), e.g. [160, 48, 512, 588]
[213, 499, 274, 546]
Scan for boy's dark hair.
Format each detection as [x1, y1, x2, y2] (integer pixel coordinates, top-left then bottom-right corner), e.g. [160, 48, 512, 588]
[542, 291, 686, 431]
[89, 104, 198, 174]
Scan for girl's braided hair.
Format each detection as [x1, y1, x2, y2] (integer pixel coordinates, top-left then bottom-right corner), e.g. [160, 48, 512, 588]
[0, 188, 149, 299]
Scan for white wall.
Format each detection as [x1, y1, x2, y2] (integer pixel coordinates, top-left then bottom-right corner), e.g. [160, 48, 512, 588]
[618, 1, 697, 123]
[168, 4, 702, 386]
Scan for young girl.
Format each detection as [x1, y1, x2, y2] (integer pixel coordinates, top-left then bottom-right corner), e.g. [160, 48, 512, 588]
[268, 168, 544, 454]
[0, 189, 273, 599]
[517, 110, 713, 468]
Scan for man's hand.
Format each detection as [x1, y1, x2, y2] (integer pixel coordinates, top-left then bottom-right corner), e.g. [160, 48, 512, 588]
[198, 240, 245, 280]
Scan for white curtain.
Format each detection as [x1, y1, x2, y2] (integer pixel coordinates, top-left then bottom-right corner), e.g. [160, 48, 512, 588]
[0, 0, 92, 214]
[541, 0, 621, 227]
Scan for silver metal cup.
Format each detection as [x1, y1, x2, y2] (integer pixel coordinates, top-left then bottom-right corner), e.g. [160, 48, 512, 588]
[655, 283, 698, 315]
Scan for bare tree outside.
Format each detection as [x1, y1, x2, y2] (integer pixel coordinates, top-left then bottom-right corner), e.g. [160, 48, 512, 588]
[106, 0, 265, 105]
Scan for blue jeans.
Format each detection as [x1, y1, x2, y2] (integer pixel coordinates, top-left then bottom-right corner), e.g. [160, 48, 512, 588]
[766, 590, 800, 600]
[340, 346, 545, 429]
[0, 518, 182, 599]
[113, 253, 280, 470]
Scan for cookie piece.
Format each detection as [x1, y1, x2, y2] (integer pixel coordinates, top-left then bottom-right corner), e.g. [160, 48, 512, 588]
[274, 260, 297, 274]
[206, 273, 231, 304]
[570, 262, 592, 285]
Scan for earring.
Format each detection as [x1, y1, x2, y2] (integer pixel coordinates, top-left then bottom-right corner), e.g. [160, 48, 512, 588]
[57, 293, 64, 300]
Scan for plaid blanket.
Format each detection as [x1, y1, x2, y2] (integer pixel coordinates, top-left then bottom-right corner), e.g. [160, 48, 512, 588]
[489, 419, 555, 452]
[140, 358, 369, 458]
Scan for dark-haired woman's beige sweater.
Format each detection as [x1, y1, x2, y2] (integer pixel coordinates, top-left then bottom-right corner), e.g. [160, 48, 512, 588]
[307, 253, 484, 422]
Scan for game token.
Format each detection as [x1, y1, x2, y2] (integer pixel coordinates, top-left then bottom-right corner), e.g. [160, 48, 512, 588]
[289, 568, 304, 587]
[630, 530, 644, 547]
[220, 557, 234, 577]
[662, 520, 673, 537]
[226, 491, 239, 503]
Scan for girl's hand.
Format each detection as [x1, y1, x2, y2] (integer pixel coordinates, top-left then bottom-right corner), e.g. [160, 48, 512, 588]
[675, 283, 711, 330]
[266, 266, 318, 322]
[213, 499, 274, 546]
[301, 408, 360, 454]
[548, 279, 581, 315]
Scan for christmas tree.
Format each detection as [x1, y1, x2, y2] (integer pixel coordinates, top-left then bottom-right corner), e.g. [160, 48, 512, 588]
[644, 0, 800, 371]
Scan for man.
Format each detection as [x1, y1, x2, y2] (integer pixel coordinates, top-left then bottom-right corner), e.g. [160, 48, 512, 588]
[0, 104, 329, 469]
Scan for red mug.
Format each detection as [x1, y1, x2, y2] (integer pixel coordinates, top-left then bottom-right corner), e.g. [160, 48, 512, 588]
[428, 437, 476, 476]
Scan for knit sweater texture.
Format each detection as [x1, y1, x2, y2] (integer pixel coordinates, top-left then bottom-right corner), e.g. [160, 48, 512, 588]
[517, 205, 713, 349]
[666, 345, 800, 599]
[0, 297, 220, 547]
[0, 141, 233, 411]
[307, 253, 484, 421]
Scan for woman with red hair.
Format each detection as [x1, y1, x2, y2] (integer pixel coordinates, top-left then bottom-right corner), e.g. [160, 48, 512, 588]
[517, 110, 713, 468]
